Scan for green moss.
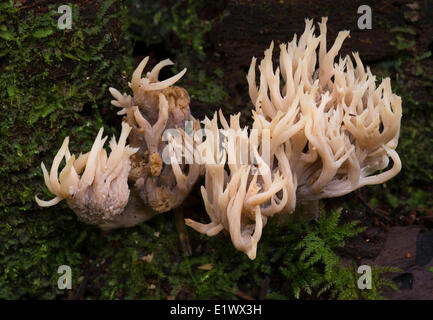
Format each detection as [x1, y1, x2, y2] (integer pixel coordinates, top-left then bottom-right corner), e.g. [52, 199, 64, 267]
[0, 0, 132, 299]
[382, 28, 433, 187]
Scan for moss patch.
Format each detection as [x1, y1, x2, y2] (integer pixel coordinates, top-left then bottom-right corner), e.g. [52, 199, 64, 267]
[0, 0, 132, 299]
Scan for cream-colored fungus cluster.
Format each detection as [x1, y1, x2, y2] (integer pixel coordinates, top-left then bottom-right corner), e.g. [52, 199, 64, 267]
[36, 17, 402, 259]
[35, 122, 146, 230]
[109, 57, 201, 213]
[185, 18, 402, 259]
[36, 57, 200, 230]
[186, 111, 288, 259]
[247, 18, 401, 202]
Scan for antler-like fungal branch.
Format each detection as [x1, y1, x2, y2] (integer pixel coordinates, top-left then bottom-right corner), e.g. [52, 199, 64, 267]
[109, 56, 200, 214]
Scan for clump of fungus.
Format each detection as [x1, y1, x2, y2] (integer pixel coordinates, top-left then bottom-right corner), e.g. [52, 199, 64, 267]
[35, 122, 149, 230]
[247, 18, 402, 202]
[186, 17, 402, 259]
[35, 18, 402, 260]
[109, 57, 201, 213]
[36, 57, 200, 230]
[186, 111, 289, 259]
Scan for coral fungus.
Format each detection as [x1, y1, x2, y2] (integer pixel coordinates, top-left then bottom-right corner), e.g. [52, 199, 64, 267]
[186, 17, 402, 259]
[109, 57, 201, 213]
[36, 57, 200, 230]
[186, 111, 288, 259]
[36, 18, 402, 259]
[35, 122, 149, 230]
[246, 18, 402, 202]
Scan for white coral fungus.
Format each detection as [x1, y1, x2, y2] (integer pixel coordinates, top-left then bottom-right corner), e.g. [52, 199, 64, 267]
[186, 17, 402, 259]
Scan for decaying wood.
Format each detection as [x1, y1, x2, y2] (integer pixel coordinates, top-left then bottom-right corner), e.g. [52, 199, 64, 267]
[213, 0, 433, 68]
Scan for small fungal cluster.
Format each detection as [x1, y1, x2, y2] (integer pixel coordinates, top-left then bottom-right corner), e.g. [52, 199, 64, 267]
[36, 57, 200, 231]
[36, 18, 402, 258]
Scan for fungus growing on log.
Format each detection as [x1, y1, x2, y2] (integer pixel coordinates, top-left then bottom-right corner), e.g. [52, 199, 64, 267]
[247, 18, 401, 203]
[34, 122, 151, 230]
[35, 18, 402, 259]
[185, 111, 289, 259]
[109, 57, 201, 213]
[36, 57, 201, 230]
[186, 17, 402, 259]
